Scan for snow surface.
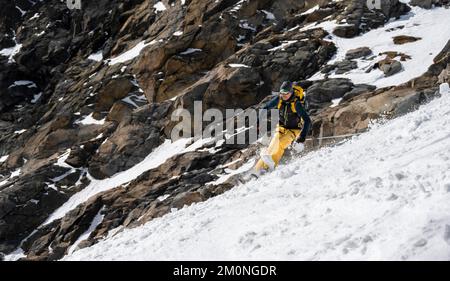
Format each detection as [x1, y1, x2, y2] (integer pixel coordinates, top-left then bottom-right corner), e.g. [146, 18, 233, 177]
[88, 50, 103, 62]
[307, 7, 450, 88]
[0, 43, 23, 63]
[228, 64, 250, 68]
[65, 89, 450, 261]
[0, 155, 8, 163]
[300, 5, 319, 16]
[153, 1, 167, 12]
[262, 10, 275, 20]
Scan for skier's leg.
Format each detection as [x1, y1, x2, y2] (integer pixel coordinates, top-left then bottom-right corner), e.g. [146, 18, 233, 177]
[255, 130, 282, 172]
[271, 129, 300, 167]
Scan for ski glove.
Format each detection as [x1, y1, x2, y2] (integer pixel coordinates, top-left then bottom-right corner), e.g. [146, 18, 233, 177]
[296, 136, 306, 143]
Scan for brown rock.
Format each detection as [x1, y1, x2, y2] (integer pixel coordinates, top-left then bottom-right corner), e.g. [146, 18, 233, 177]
[106, 101, 132, 123]
[96, 77, 136, 112]
[393, 35, 421, 45]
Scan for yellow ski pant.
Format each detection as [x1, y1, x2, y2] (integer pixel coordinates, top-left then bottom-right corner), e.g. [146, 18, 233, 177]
[255, 126, 300, 172]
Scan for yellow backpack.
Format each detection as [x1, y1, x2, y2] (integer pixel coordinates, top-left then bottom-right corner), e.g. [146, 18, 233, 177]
[277, 84, 307, 113]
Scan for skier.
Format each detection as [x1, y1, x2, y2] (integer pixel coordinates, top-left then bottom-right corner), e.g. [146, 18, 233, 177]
[254, 81, 311, 174]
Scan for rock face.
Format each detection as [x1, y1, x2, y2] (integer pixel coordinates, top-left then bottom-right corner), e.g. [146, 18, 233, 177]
[0, 0, 448, 261]
[393, 35, 421, 45]
[345, 47, 373, 60]
[410, 0, 450, 8]
[332, 0, 410, 38]
[377, 58, 403, 77]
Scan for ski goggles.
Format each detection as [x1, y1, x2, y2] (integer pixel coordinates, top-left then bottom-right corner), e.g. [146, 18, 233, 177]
[280, 91, 291, 96]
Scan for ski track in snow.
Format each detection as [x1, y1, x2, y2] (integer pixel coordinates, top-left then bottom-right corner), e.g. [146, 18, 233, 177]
[65, 91, 450, 261]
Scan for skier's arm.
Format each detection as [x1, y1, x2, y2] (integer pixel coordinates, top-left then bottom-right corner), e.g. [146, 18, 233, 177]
[295, 102, 311, 142]
[263, 96, 280, 109]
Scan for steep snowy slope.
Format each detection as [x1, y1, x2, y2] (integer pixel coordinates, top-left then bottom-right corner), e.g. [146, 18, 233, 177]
[64, 88, 450, 261]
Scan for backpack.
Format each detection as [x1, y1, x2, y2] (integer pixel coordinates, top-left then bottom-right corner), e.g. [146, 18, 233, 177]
[277, 83, 308, 113]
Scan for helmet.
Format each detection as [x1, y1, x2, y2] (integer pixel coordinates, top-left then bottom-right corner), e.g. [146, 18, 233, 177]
[280, 81, 293, 94]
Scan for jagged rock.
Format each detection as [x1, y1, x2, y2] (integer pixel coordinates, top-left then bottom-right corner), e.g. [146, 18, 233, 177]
[393, 35, 422, 45]
[0, 163, 86, 254]
[305, 7, 335, 23]
[438, 64, 450, 83]
[333, 24, 359, 38]
[410, 0, 433, 9]
[379, 51, 411, 61]
[345, 47, 373, 60]
[21, 147, 239, 260]
[332, 0, 410, 38]
[379, 59, 403, 77]
[342, 84, 377, 101]
[409, 0, 450, 8]
[307, 78, 354, 104]
[433, 39, 450, 66]
[334, 60, 358, 74]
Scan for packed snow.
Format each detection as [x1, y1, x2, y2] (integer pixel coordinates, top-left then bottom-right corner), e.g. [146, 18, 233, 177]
[65, 88, 450, 260]
[153, 1, 167, 12]
[262, 10, 276, 20]
[68, 209, 105, 255]
[88, 50, 103, 62]
[108, 40, 156, 65]
[307, 6, 450, 88]
[0, 43, 23, 63]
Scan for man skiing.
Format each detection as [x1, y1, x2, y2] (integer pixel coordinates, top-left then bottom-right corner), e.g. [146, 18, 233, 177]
[255, 81, 311, 173]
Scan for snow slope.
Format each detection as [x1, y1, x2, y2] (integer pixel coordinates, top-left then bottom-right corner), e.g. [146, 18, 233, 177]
[308, 6, 450, 88]
[64, 89, 450, 261]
